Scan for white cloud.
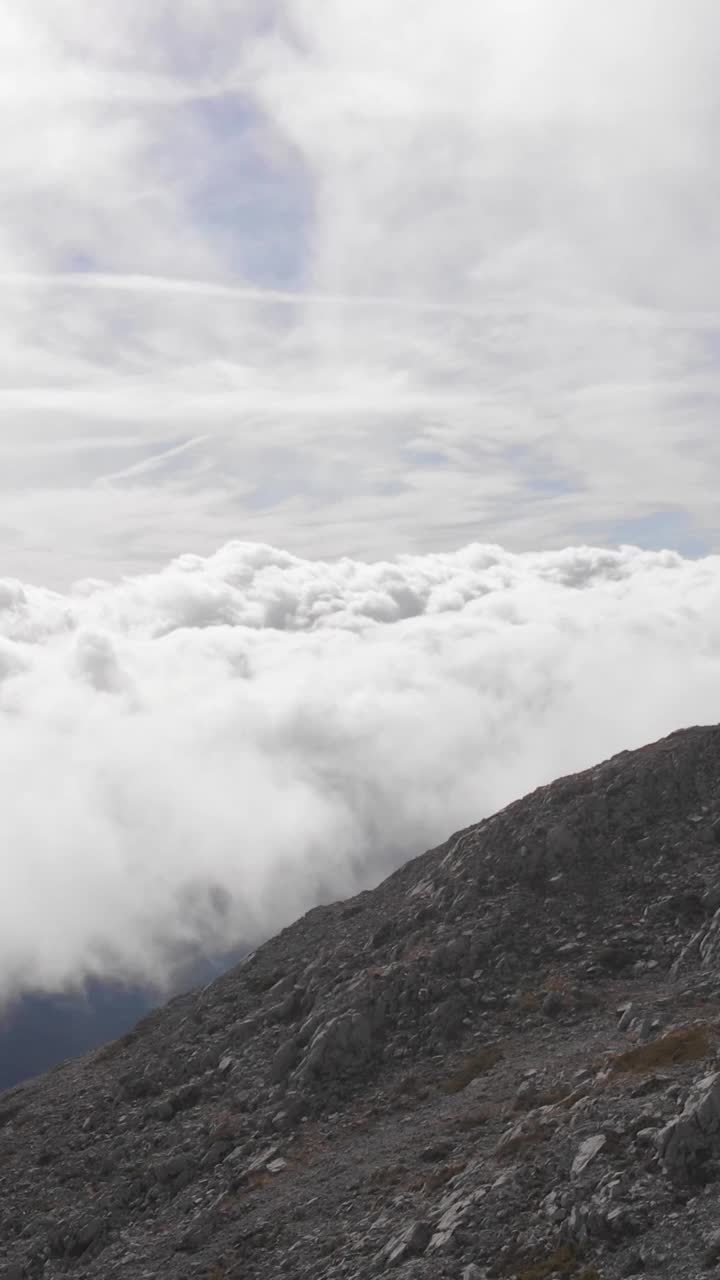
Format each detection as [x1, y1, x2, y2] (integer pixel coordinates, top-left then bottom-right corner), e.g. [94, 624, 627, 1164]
[1, 539, 719, 1003]
[2, 9, 720, 1003]
[0, 4, 719, 583]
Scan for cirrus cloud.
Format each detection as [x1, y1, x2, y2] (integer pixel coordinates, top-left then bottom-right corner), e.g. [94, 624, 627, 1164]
[0, 3, 718, 584]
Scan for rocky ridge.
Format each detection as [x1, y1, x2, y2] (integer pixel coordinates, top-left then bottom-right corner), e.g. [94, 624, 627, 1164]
[4, 725, 720, 1277]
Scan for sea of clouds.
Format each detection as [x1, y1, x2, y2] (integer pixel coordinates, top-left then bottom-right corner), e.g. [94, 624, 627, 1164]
[1, 539, 719, 1004]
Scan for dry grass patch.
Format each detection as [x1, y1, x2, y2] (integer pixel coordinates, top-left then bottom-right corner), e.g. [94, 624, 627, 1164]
[452, 1107, 493, 1132]
[537, 1085, 577, 1108]
[514, 1246, 576, 1279]
[507, 1244, 601, 1279]
[496, 1120, 555, 1159]
[93, 1029, 138, 1062]
[387, 1071, 430, 1109]
[542, 970, 573, 993]
[367, 1162, 407, 1190]
[441, 1044, 504, 1094]
[516, 990, 542, 1012]
[405, 1160, 465, 1192]
[243, 1168, 282, 1193]
[607, 1023, 715, 1076]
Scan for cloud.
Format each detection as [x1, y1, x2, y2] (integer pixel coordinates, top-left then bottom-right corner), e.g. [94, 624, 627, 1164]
[1, 539, 720, 1004]
[0, 4, 719, 584]
[3, 11, 720, 1005]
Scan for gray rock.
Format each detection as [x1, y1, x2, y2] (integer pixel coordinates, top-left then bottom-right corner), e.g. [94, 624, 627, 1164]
[298, 1011, 374, 1082]
[420, 1138, 455, 1163]
[269, 1037, 300, 1084]
[541, 989, 564, 1018]
[382, 1220, 433, 1266]
[571, 1133, 606, 1177]
[153, 1152, 194, 1185]
[617, 1002, 635, 1031]
[69, 1216, 106, 1254]
[514, 1077, 540, 1110]
[149, 1098, 174, 1121]
[430, 992, 468, 1039]
[702, 886, 720, 913]
[703, 1228, 720, 1267]
[169, 1081, 202, 1112]
[658, 1071, 720, 1181]
[267, 985, 306, 1024]
[428, 1192, 484, 1253]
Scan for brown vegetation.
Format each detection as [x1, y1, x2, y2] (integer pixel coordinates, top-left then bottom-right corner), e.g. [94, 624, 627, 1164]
[607, 1023, 715, 1075]
[509, 1243, 601, 1279]
[441, 1044, 504, 1093]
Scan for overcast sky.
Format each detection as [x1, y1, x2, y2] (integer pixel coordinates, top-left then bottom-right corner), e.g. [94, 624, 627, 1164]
[1, 1, 718, 587]
[2, 4, 720, 1003]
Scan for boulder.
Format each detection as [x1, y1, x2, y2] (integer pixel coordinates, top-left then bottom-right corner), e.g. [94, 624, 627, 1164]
[657, 1071, 720, 1182]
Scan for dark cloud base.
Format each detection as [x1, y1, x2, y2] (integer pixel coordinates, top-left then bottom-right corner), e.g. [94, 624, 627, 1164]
[0, 950, 248, 1090]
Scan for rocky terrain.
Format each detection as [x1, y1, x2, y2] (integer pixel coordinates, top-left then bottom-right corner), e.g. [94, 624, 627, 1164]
[5, 725, 720, 1279]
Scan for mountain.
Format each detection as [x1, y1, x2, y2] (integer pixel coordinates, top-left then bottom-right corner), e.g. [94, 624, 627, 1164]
[3, 725, 720, 1279]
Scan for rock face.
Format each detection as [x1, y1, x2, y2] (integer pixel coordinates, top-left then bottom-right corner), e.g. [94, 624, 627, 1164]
[4, 724, 720, 1278]
[658, 1071, 720, 1183]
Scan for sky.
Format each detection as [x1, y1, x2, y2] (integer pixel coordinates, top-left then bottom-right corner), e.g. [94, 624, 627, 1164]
[1, 2, 720, 1003]
[0, 0, 718, 584]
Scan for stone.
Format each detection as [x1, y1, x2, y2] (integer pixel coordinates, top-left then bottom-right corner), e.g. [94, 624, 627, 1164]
[169, 1081, 202, 1112]
[571, 1133, 606, 1177]
[382, 1220, 433, 1265]
[420, 1139, 455, 1163]
[269, 1037, 300, 1084]
[298, 1010, 376, 1083]
[430, 993, 468, 1039]
[153, 1153, 194, 1185]
[150, 1099, 174, 1122]
[617, 1003, 635, 1031]
[70, 1216, 105, 1254]
[514, 1078, 540, 1110]
[703, 1228, 720, 1267]
[541, 990, 564, 1018]
[495, 1111, 557, 1157]
[428, 1192, 485, 1253]
[658, 1072, 720, 1182]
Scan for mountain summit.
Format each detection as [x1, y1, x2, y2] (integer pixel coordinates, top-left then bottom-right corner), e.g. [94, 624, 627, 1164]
[3, 725, 720, 1279]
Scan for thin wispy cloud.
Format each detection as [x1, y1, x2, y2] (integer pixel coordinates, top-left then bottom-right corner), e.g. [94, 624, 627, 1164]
[99, 435, 210, 484]
[0, 3, 718, 585]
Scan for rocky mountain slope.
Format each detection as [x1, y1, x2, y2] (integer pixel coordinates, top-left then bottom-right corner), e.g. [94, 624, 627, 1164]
[4, 725, 720, 1279]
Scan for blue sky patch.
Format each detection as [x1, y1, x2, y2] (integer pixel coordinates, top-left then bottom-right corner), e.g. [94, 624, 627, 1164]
[591, 510, 709, 557]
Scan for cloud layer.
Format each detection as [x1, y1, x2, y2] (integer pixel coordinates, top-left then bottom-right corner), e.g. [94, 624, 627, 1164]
[2, 539, 720, 1003]
[0, 3, 719, 583]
